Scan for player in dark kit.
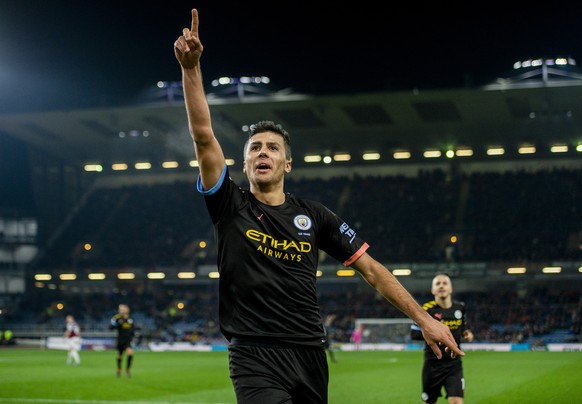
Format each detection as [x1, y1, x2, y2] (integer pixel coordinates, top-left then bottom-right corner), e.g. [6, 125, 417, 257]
[411, 273, 474, 404]
[174, 8, 464, 404]
[110, 304, 136, 378]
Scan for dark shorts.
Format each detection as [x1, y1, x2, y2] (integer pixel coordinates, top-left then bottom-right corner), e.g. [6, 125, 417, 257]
[228, 339, 329, 404]
[421, 359, 464, 403]
[116, 340, 132, 354]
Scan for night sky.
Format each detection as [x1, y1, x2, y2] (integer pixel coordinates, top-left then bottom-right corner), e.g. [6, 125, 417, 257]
[1, 1, 581, 113]
[1, 2, 582, 211]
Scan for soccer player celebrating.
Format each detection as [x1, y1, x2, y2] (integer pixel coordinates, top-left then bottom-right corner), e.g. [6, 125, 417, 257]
[411, 273, 474, 403]
[174, 8, 464, 403]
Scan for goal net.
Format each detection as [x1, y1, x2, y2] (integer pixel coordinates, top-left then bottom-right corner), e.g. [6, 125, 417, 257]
[355, 318, 414, 344]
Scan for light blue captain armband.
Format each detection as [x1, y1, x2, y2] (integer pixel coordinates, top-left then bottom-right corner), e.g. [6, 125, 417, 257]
[197, 164, 228, 196]
[410, 324, 421, 331]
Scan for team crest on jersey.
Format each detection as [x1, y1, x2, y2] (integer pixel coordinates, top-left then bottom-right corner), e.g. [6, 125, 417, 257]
[293, 215, 312, 231]
[454, 310, 462, 319]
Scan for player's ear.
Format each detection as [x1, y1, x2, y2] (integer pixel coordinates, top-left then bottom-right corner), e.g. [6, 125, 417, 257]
[284, 159, 292, 173]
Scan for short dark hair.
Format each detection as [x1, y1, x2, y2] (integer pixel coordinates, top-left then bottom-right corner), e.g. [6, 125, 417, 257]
[245, 120, 292, 160]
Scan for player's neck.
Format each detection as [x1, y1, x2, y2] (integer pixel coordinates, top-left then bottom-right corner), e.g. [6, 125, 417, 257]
[435, 296, 452, 308]
[251, 186, 286, 206]
[249, 175, 287, 206]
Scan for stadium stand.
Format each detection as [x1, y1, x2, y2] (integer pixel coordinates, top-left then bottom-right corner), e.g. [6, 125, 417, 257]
[1, 167, 581, 347]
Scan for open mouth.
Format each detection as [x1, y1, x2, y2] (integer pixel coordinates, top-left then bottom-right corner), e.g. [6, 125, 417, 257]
[256, 162, 271, 171]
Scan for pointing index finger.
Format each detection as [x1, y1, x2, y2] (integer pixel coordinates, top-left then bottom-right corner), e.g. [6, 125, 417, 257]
[191, 8, 199, 36]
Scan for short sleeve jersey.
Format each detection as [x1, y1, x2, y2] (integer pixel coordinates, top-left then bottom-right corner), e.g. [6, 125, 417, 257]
[198, 167, 369, 346]
[420, 300, 469, 362]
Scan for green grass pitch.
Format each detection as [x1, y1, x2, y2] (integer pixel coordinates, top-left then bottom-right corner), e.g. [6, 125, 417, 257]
[0, 348, 580, 403]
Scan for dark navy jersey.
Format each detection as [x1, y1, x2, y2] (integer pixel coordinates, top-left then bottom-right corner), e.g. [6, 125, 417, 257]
[410, 300, 469, 362]
[110, 314, 135, 344]
[198, 166, 369, 346]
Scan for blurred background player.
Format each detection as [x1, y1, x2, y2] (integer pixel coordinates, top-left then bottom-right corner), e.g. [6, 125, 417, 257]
[351, 323, 363, 351]
[110, 304, 136, 377]
[64, 315, 81, 366]
[410, 273, 474, 404]
[323, 314, 338, 363]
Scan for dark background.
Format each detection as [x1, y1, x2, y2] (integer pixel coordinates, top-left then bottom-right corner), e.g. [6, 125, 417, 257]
[2, 1, 582, 212]
[1, 1, 581, 112]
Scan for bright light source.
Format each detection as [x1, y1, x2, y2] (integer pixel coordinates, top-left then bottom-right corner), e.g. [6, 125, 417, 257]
[542, 266, 561, 274]
[456, 149, 473, 157]
[304, 155, 322, 163]
[112, 163, 128, 171]
[88, 273, 106, 280]
[134, 162, 152, 170]
[507, 267, 526, 274]
[333, 153, 351, 161]
[208, 272, 220, 278]
[550, 145, 568, 153]
[147, 272, 166, 279]
[336, 269, 356, 277]
[393, 151, 411, 159]
[34, 274, 52, 281]
[518, 146, 536, 154]
[117, 273, 135, 280]
[226, 159, 235, 166]
[162, 161, 179, 169]
[59, 274, 77, 281]
[84, 164, 103, 172]
[189, 160, 199, 167]
[446, 150, 455, 158]
[392, 268, 411, 276]
[486, 147, 505, 156]
[177, 272, 196, 279]
[362, 152, 381, 161]
[423, 150, 441, 158]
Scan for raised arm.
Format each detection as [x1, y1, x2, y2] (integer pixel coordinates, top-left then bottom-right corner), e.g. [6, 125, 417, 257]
[174, 8, 225, 190]
[352, 252, 465, 359]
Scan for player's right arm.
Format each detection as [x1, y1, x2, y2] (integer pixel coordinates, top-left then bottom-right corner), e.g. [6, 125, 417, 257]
[352, 252, 464, 359]
[174, 8, 225, 191]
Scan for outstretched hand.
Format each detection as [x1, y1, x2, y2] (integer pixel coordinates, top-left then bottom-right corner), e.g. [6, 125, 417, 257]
[422, 318, 465, 359]
[174, 8, 203, 69]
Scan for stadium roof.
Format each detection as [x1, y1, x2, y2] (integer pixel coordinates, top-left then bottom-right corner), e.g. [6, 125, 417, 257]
[1, 65, 582, 169]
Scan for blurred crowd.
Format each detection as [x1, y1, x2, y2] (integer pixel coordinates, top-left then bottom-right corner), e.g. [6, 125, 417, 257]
[1, 277, 580, 346]
[31, 167, 582, 270]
